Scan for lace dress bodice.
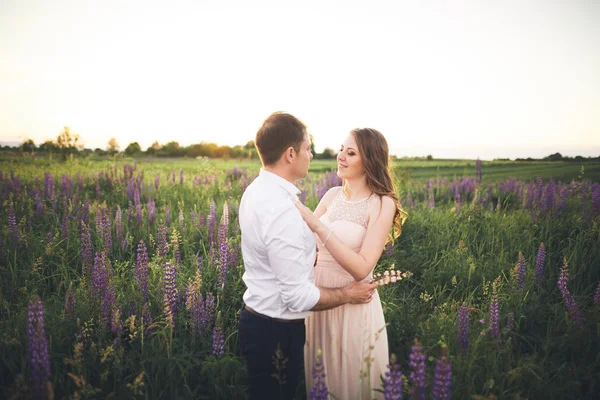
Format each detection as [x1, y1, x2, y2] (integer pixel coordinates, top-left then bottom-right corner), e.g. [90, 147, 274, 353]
[315, 188, 376, 279]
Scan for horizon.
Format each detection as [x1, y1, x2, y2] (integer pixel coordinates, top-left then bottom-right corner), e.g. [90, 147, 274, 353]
[1, 139, 598, 162]
[1, 0, 599, 160]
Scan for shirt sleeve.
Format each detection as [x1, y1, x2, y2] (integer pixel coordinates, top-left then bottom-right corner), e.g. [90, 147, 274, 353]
[264, 202, 320, 313]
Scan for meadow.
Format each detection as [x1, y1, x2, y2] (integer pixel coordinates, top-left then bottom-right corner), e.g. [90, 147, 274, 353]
[1, 156, 599, 399]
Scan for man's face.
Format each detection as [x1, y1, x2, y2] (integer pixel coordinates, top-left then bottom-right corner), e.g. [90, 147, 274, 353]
[293, 132, 313, 180]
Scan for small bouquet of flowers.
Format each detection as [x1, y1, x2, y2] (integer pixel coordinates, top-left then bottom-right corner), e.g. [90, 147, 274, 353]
[374, 264, 413, 286]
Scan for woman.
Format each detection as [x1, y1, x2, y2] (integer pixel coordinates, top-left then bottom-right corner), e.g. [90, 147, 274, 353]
[295, 128, 407, 400]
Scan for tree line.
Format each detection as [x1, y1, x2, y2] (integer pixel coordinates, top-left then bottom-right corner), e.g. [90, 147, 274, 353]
[3, 127, 341, 160]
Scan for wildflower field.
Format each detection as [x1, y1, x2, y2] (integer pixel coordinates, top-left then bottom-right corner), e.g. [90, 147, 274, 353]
[1, 157, 599, 399]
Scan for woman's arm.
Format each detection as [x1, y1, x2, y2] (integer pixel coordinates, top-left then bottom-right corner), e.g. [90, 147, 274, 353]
[296, 195, 396, 281]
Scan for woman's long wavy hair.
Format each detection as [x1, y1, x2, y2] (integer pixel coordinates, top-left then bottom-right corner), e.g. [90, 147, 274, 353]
[349, 128, 408, 243]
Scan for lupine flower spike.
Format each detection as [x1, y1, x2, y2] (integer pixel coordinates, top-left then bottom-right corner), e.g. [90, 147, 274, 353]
[383, 353, 402, 400]
[310, 349, 329, 400]
[432, 345, 452, 400]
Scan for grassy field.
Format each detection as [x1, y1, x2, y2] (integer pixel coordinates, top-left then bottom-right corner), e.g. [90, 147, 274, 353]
[1, 156, 599, 399]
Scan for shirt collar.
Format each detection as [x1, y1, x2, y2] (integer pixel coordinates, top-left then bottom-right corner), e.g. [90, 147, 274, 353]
[259, 168, 301, 197]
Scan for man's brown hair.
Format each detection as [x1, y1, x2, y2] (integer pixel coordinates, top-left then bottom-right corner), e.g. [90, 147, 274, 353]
[255, 112, 307, 166]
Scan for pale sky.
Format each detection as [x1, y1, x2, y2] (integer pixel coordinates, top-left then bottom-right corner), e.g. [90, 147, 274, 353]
[1, 0, 599, 159]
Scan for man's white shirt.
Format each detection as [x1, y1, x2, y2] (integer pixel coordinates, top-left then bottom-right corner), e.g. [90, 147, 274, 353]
[239, 169, 320, 319]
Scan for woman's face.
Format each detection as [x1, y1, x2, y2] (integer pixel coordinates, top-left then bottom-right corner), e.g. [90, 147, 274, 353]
[337, 134, 365, 180]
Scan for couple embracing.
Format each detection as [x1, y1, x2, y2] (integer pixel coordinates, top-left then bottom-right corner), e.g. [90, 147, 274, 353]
[238, 112, 407, 400]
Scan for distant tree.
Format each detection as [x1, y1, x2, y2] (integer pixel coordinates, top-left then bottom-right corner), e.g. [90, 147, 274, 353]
[39, 140, 57, 153]
[309, 134, 316, 158]
[320, 148, 336, 159]
[124, 142, 141, 156]
[545, 152, 563, 162]
[215, 145, 232, 159]
[161, 141, 183, 157]
[146, 141, 162, 156]
[20, 139, 36, 153]
[56, 126, 83, 160]
[426, 154, 433, 161]
[94, 148, 107, 156]
[107, 138, 120, 155]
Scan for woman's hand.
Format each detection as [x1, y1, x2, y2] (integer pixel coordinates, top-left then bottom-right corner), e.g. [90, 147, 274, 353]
[294, 200, 323, 232]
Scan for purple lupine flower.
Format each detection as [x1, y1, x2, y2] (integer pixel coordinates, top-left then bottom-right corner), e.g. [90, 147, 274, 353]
[385, 241, 393, 257]
[431, 346, 452, 400]
[558, 187, 569, 214]
[90, 252, 108, 303]
[27, 296, 51, 399]
[147, 198, 156, 226]
[544, 180, 555, 213]
[89, 251, 115, 329]
[186, 282, 204, 335]
[217, 223, 229, 288]
[557, 258, 584, 329]
[34, 192, 44, 218]
[535, 176, 543, 210]
[228, 242, 239, 268]
[100, 209, 112, 255]
[489, 285, 501, 345]
[136, 203, 143, 228]
[115, 206, 123, 243]
[457, 303, 469, 354]
[557, 257, 569, 295]
[142, 303, 153, 335]
[516, 252, 526, 290]
[44, 172, 55, 200]
[592, 184, 600, 215]
[201, 292, 216, 334]
[212, 314, 225, 358]
[475, 158, 482, 184]
[102, 278, 116, 331]
[428, 182, 435, 209]
[80, 224, 93, 278]
[95, 179, 101, 199]
[135, 240, 149, 305]
[403, 192, 412, 210]
[157, 225, 168, 257]
[535, 243, 546, 287]
[61, 212, 69, 239]
[593, 281, 600, 306]
[64, 282, 76, 319]
[165, 205, 171, 227]
[8, 203, 20, 245]
[506, 312, 515, 330]
[408, 339, 426, 400]
[163, 262, 177, 329]
[179, 169, 184, 184]
[310, 349, 329, 400]
[383, 353, 402, 400]
[299, 189, 307, 205]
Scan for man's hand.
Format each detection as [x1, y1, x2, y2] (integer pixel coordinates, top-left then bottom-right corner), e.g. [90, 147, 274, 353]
[343, 280, 379, 304]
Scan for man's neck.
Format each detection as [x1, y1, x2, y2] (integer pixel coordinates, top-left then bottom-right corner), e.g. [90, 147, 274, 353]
[263, 165, 297, 185]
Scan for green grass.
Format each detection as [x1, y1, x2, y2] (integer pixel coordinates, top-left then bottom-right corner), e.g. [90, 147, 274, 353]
[1, 157, 599, 399]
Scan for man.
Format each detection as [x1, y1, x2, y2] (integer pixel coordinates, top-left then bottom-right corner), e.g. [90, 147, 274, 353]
[238, 112, 378, 399]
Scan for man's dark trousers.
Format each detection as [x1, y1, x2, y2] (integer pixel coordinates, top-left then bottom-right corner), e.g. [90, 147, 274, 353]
[238, 307, 306, 400]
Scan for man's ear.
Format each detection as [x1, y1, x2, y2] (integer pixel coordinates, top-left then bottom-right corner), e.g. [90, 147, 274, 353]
[283, 146, 295, 163]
